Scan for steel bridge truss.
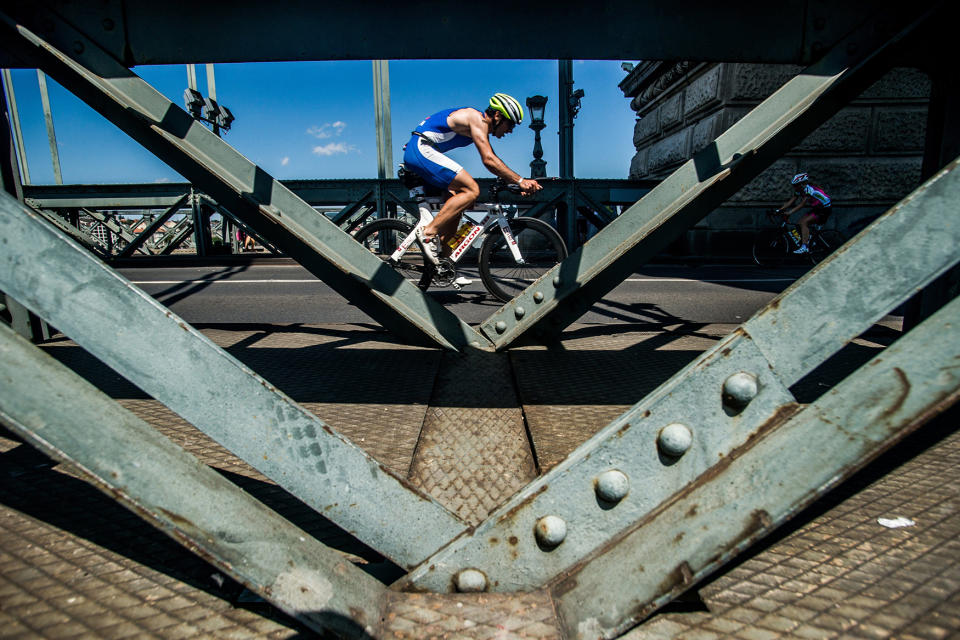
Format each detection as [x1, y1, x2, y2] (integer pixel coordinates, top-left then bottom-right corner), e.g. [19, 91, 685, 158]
[0, 2, 957, 638]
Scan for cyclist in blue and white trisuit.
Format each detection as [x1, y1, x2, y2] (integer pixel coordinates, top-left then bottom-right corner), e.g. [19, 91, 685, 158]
[776, 172, 832, 254]
[403, 93, 542, 263]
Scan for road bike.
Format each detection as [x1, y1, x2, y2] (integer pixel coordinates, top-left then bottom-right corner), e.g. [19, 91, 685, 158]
[353, 168, 568, 302]
[752, 210, 846, 267]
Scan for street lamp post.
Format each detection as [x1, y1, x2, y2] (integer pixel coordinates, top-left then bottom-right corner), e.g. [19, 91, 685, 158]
[526, 95, 548, 179]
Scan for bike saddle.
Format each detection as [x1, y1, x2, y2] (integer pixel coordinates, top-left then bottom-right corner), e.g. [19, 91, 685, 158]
[398, 165, 446, 197]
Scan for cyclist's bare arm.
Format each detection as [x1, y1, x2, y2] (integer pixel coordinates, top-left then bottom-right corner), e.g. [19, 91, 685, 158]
[778, 195, 803, 216]
[448, 108, 541, 195]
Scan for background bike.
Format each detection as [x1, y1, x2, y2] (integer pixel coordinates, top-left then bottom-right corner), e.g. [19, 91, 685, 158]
[353, 170, 568, 302]
[752, 210, 846, 267]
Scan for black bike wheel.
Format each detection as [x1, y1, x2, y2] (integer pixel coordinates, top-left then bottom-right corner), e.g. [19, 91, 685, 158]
[479, 217, 567, 302]
[752, 230, 790, 267]
[353, 218, 426, 283]
[808, 229, 847, 265]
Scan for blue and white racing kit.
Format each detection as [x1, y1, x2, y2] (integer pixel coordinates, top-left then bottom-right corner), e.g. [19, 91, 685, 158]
[403, 107, 478, 189]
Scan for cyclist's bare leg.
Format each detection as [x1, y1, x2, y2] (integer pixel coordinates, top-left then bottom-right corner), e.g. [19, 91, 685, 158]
[421, 171, 480, 248]
[799, 212, 817, 245]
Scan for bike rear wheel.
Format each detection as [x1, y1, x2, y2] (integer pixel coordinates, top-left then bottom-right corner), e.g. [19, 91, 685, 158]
[752, 230, 790, 267]
[353, 218, 427, 284]
[479, 217, 567, 302]
[809, 229, 846, 264]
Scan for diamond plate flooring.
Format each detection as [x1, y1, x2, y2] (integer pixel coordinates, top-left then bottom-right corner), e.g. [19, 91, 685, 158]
[1, 320, 955, 638]
[407, 350, 536, 525]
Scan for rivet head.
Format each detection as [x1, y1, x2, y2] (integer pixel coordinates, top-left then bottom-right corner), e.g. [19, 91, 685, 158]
[102, 18, 115, 31]
[454, 568, 487, 592]
[495, 321, 507, 333]
[72, 41, 85, 54]
[533, 291, 544, 303]
[658, 423, 692, 457]
[515, 306, 525, 319]
[552, 276, 561, 288]
[595, 470, 629, 503]
[534, 515, 567, 548]
[722, 372, 758, 410]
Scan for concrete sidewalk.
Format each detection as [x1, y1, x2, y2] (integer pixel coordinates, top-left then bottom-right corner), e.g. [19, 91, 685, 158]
[0, 321, 956, 638]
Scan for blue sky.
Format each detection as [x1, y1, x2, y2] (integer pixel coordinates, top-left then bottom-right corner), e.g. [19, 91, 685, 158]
[5, 60, 638, 185]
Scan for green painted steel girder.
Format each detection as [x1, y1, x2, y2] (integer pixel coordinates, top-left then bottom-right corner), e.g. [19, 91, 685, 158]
[0, 1, 934, 66]
[0, 7, 487, 351]
[0, 322, 387, 636]
[480, 4, 939, 350]
[0, 190, 470, 569]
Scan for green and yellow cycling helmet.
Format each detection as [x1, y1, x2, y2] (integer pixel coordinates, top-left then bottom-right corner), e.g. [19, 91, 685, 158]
[489, 93, 524, 124]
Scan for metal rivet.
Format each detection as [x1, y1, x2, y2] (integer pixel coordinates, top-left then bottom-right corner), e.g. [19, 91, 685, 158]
[535, 515, 567, 548]
[533, 291, 544, 303]
[658, 423, 692, 457]
[552, 276, 561, 287]
[722, 372, 758, 410]
[495, 321, 507, 333]
[454, 568, 487, 592]
[595, 470, 629, 503]
[102, 18, 115, 31]
[72, 41, 85, 54]
[514, 306, 525, 319]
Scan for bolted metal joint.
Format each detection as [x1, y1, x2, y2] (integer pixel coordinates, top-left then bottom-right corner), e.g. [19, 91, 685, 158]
[454, 568, 488, 592]
[657, 423, 693, 458]
[595, 470, 630, 504]
[722, 372, 759, 412]
[534, 515, 567, 549]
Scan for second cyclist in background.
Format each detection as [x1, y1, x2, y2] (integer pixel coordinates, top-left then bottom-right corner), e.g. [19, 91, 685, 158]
[776, 172, 831, 255]
[402, 93, 542, 264]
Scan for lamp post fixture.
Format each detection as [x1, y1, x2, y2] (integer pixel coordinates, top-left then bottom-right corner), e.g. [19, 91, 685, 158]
[526, 95, 548, 179]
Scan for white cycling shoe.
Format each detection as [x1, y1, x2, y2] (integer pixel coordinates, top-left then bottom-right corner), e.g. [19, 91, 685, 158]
[793, 245, 810, 254]
[453, 276, 473, 287]
[415, 225, 441, 265]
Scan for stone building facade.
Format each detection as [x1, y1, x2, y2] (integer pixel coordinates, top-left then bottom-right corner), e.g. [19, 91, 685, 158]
[619, 62, 931, 257]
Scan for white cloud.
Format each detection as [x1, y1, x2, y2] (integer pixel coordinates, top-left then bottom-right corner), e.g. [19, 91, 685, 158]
[312, 142, 351, 156]
[307, 121, 347, 139]
[281, 156, 290, 166]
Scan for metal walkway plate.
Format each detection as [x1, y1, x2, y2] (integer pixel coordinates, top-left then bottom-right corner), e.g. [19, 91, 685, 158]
[408, 351, 537, 525]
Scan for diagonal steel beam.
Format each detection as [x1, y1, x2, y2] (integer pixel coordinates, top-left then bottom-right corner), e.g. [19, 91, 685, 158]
[81, 207, 153, 254]
[479, 4, 939, 349]
[115, 194, 189, 258]
[0, 8, 488, 351]
[554, 291, 960, 639]
[400, 155, 960, 593]
[30, 205, 107, 256]
[0, 322, 386, 638]
[0, 190, 469, 568]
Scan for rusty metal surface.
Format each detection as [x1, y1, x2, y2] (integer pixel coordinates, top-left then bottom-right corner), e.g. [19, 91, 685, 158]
[378, 591, 561, 639]
[0, 322, 954, 638]
[624, 426, 960, 640]
[553, 295, 960, 638]
[408, 351, 537, 525]
[401, 330, 800, 594]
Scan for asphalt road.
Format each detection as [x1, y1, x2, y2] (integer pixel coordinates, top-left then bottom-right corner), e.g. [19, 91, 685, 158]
[117, 260, 814, 326]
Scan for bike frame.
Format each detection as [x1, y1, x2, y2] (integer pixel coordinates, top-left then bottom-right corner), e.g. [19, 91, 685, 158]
[389, 190, 524, 266]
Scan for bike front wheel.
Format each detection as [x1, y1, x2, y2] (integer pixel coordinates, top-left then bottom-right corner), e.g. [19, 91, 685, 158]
[353, 218, 428, 284]
[752, 230, 789, 267]
[479, 217, 568, 302]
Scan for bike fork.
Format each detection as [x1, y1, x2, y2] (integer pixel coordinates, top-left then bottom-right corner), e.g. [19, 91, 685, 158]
[497, 215, 524, 264]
